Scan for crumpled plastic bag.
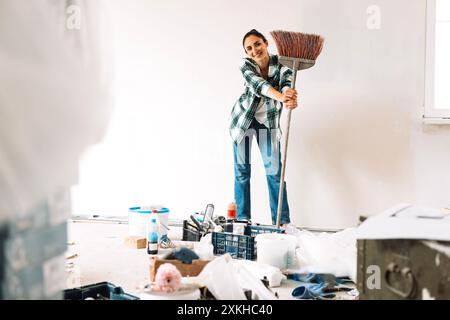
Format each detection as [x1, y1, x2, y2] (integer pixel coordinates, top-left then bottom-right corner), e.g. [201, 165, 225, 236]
[195, 254, 247, 300]
[233, 259, 286, 288]
[233, 262, 278, 300]
[195, 253, 278, 300]
[193, 233, 214, 260]
[290, 228, 357, 282]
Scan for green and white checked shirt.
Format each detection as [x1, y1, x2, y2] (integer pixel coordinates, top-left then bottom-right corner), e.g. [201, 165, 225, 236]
[229, 54, 294, 144]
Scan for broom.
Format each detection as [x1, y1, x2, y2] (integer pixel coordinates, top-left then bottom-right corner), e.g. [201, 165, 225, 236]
[270, 30, 324, 228]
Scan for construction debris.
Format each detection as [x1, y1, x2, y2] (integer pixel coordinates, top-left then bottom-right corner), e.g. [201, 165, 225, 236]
[124, 236, 147, 249]
[66, 253, 78, 260]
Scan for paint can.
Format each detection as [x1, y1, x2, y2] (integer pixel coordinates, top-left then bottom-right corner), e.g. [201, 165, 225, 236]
[233, 223, 247, 235]
[255, 233, 298, 269]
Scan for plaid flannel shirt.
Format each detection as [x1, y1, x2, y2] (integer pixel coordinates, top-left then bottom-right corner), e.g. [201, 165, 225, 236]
[229, 54, 293, 144]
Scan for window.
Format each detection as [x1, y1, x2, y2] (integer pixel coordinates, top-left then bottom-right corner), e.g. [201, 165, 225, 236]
[425, 0, 450, 120]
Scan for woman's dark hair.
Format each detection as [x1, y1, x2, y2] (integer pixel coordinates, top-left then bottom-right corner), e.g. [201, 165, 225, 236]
[242, 29, 268, 50]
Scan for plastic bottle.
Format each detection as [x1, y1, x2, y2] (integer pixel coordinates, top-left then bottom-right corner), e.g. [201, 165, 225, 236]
[146, 210, 159, 255]
[227, 201, 237, 220]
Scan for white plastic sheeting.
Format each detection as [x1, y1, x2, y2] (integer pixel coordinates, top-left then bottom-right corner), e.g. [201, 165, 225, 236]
[290, 228, 358, 282]
[233, 259, 286, 288]
[195, 254, 248, 300]
[195, 254, 278, 300]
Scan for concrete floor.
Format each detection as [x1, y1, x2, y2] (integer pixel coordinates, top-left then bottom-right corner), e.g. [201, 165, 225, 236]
[66, 220, 355, 300]
[67, 220, 151, 294]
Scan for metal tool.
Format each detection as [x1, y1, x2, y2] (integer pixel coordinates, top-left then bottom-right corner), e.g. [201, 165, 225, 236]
[204, 213, 224, 232]
[190, 214, 204, 233]
[201, 221, 211, 233]
[205, 204, 214, 220]
[186, 221, 200, 231]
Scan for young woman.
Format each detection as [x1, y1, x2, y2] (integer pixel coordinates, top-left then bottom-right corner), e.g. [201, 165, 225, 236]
[229, 29, 298, 226]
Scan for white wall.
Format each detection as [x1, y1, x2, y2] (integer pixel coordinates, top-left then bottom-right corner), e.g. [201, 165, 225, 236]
[72, 0, 450, 229]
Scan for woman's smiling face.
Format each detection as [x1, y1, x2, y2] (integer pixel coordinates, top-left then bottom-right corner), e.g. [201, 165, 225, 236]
[244, 35, 269, 63]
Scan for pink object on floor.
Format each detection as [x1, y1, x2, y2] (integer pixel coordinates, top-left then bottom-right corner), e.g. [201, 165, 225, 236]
[153, 263, 182, 293]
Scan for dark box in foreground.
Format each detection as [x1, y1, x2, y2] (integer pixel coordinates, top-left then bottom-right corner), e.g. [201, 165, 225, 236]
[357, 239, 450, 299]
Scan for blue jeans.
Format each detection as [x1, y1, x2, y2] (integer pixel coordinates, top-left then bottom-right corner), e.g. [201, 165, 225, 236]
[233, 119, 290, 225]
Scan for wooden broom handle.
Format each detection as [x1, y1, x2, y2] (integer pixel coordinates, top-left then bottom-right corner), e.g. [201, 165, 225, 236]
[276, 63, 298, 228]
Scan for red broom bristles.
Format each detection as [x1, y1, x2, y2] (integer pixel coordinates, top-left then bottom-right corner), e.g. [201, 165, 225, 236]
[270, 30, 324, 60]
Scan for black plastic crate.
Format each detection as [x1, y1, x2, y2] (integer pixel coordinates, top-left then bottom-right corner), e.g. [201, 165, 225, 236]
[63, 282, 139, 300]
[212, 224, 285, 260]
[244, 224, 285, 237]
[182, 220, 202, 242]
[211, 232, 255, 260]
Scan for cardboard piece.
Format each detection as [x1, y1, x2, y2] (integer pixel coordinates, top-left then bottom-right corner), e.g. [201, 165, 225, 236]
[124, 236, 147, 249]
[149, 257, 210, 281]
